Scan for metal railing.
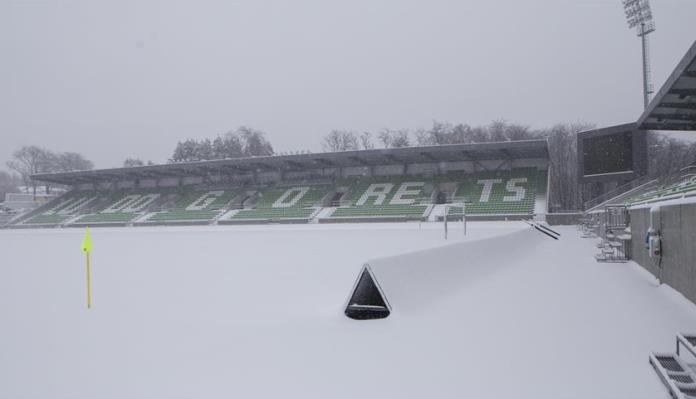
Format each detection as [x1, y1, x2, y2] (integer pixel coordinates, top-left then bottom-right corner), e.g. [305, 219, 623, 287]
[583, 174, 657, 211]
[584, 165, 696, 212]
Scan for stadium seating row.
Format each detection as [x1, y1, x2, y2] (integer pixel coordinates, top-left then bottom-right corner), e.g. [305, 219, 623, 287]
[229, 184, 329, 221]
[625, 175, 696, 205]
[445, 168, 545, 216]
[16, 168, 547, 227]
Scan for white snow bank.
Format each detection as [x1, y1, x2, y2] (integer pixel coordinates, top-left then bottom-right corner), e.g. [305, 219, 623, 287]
[1, 223, 695, 399]
[367, 228, 551, 314]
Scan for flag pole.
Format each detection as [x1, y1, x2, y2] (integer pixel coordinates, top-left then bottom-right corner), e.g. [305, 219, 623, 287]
[86, 251, 91, 309]
[81, 226, 93, 309]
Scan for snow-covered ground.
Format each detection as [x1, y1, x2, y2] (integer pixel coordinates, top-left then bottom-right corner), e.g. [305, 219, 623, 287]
[1, 222, 695, 398]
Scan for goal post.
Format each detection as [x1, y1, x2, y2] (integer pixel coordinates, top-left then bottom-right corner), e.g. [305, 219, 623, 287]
[443, 202, 469, 239]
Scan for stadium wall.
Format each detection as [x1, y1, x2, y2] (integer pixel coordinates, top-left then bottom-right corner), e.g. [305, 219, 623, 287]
[546, 212, 583, 225]
[630, 201, 696, 304]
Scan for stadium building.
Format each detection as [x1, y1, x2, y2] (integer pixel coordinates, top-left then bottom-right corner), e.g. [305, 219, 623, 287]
[7, 140, 549, 228]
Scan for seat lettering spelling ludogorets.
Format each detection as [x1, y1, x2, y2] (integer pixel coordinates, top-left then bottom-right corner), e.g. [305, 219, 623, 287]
[476, 178, 527, 202]
[185, 191, 224, 211]
[356, 182, 424, 206]
[272, 186, 311, 208]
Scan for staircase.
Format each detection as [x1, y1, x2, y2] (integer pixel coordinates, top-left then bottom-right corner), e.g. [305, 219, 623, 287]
[650, 333, 696, 399]
[312, 207, 336, 222]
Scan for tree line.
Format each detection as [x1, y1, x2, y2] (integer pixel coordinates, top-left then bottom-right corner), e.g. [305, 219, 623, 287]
[169, 126, 274, 163]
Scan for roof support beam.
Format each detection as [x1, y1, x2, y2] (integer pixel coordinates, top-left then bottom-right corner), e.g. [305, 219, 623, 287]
[659, 102, 696, 110]
[652, 113, 696, 122]
[669, 88, 696, 98]
[348, 156, 370, 166]
[384, 154, 401, 164]
[218, 166, 247, 175]
[313, 158, 335, 167]
[284, 160, 304, 169]
[247, 163, 274, 172]
[419, 152, 437, 161]
[461, 151, 477, 161]
[462, 151, 488, 171]
[642, 122, 696, 131]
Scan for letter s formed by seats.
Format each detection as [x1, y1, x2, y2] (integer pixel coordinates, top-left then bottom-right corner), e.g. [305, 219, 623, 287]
[503, 178, 527, 202]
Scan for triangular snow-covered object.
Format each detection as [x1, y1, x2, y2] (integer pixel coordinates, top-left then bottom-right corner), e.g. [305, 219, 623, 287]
[344, 264, 390, 320]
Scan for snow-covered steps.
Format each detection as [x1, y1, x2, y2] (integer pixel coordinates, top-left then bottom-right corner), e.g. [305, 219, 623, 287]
[312, 207, 336, 223]
[130, 212, 155, 225]
[534, 195, 547, 216]
[649, 353, 696, 399]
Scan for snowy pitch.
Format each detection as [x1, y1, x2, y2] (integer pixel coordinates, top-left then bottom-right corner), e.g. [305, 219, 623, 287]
[1, 222, 694, 398]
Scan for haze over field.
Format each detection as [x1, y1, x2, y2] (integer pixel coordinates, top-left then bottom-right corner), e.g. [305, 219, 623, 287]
[2, 0, 696, 169]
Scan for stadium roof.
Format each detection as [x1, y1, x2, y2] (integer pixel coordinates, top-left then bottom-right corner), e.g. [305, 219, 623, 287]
[32, 140, 549, 185]
[638, 40, 696, 131]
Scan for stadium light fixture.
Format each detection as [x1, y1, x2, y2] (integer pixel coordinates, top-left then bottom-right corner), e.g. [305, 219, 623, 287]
[622, 0, 656, 110]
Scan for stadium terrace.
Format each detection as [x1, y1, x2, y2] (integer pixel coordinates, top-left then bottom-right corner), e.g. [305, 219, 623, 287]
[15, 140, 549, 228]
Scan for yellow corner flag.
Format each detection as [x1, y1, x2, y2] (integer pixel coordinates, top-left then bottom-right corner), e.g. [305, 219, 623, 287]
[81, 227, 92, 253]
[81, 227, 92, 309]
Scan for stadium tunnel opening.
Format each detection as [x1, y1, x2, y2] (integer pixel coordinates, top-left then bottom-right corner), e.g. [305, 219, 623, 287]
[345, 265, 390, 320]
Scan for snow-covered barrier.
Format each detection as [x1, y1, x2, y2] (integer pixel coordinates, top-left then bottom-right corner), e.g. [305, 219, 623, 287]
[345, 228, 555, 319]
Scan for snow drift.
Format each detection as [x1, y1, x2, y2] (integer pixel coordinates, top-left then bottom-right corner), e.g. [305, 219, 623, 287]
[350, 228, 555, 317]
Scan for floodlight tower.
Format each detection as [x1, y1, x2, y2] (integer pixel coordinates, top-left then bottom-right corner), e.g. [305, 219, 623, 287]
[623, 0, 656, 109]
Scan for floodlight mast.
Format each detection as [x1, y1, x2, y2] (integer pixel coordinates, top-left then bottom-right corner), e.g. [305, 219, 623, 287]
[623, 0, 656, 109]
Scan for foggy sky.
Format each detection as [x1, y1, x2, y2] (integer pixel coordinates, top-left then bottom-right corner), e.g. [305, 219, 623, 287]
[2, 0, 696, 170]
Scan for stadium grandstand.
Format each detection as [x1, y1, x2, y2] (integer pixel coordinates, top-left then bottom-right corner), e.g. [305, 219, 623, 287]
[4, 140, 549, 228]
[583, 40, 696, 213]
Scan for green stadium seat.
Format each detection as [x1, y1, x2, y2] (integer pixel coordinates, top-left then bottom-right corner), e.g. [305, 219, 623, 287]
[228, 184, 330, 221]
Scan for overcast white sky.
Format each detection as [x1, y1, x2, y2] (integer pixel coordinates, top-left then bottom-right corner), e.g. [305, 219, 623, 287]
[1, 0, 695, 170]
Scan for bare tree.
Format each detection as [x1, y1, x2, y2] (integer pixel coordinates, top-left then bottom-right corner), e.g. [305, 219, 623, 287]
[378, 130, 392, 148]
[378, 129, 411, 148]
[322, 130, 359, 152]
[488, 120, 508, 142]
[427, 121, 451, 145]
[390, 130, 410, 148]
[414, 128, 430, 146]
[542, 123, 593, 211]
[213, 133, 243, 159]
[6, 146, 53, 197]
[359, 132, 374, 150]
[238, 126, 274, 156]
[450, 124, 473, 144]
[170, 139, 199, 162]
[648, 133, 696, 178]
[54, 152, 93, 172]
[196, 138, 214, 160]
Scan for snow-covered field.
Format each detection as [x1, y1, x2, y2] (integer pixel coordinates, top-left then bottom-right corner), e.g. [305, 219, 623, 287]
[1, 222, 695, 398]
